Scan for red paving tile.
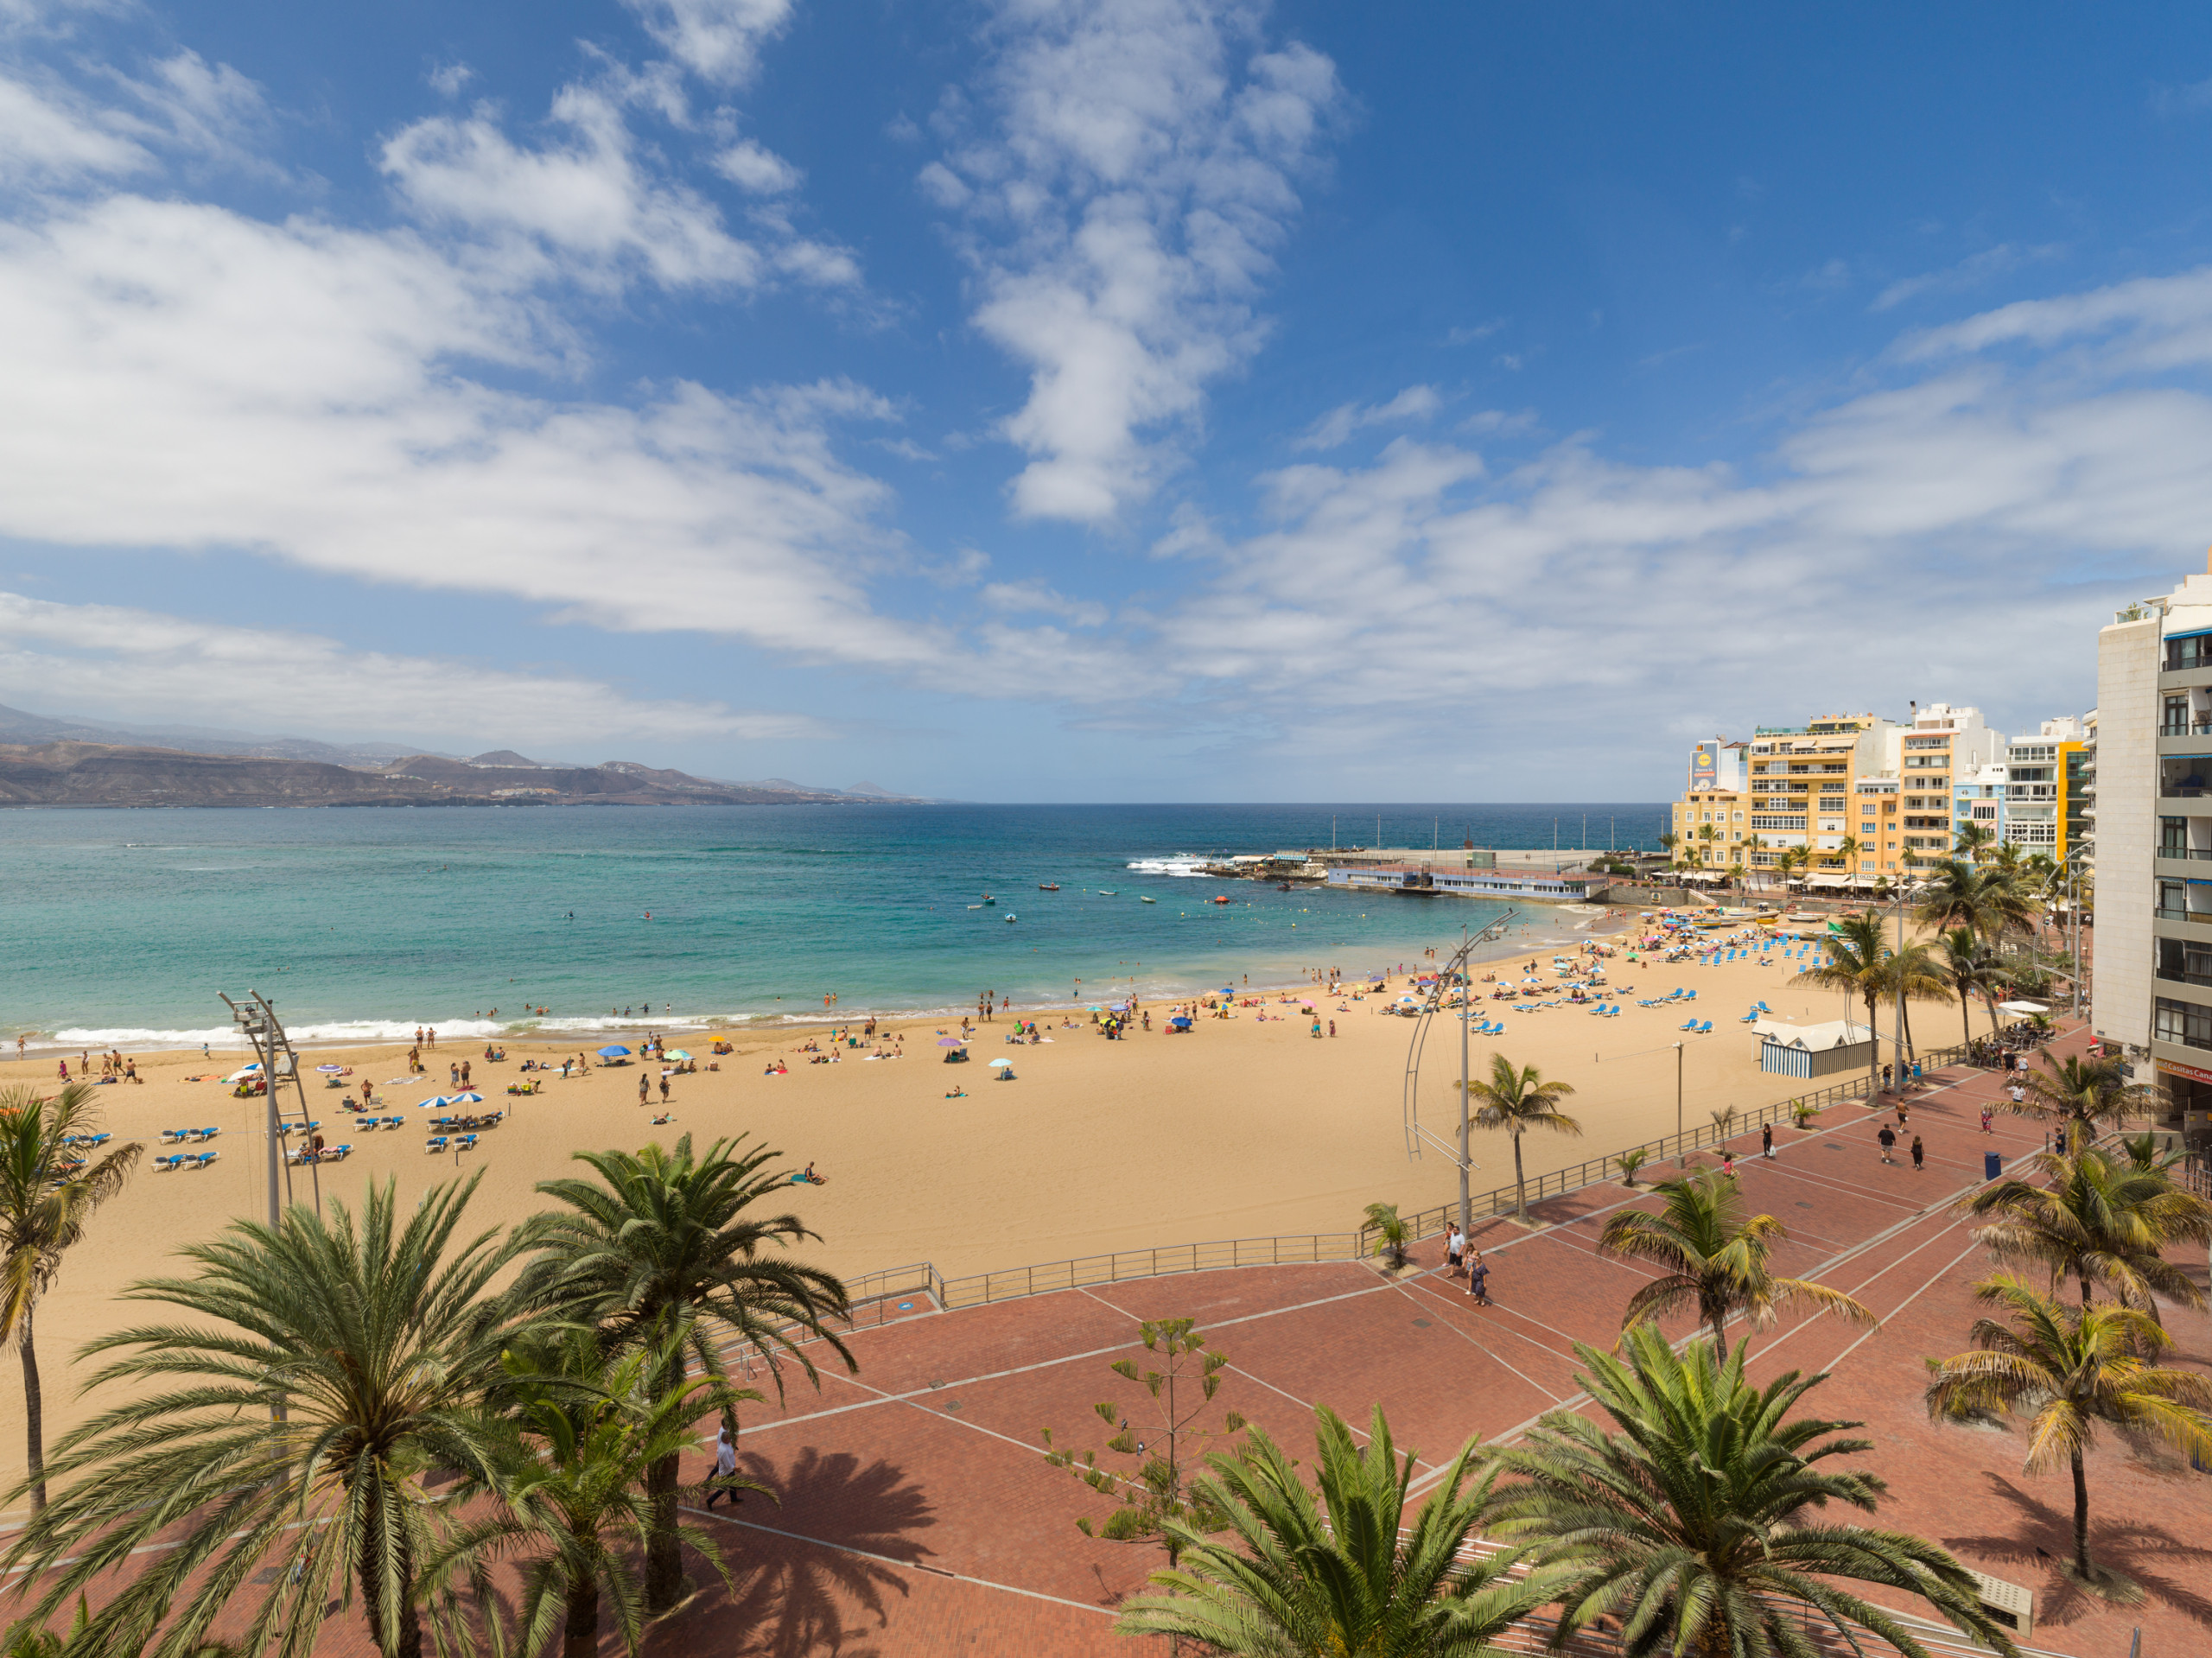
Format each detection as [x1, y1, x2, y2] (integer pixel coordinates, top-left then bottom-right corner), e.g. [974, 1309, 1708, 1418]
[31, 1032, 2211, 1656]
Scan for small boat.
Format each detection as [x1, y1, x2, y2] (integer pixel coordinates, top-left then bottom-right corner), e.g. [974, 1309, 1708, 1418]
[1097, 889, 1117, 897]
[982, 895, 995, 905]
[966, 904, 983, 910]
[1004, 913, 1017, 923]
[1210, 895, 1232, 905]
[1141, 895, 1156, 903]
[1038, 882, 1060, 891]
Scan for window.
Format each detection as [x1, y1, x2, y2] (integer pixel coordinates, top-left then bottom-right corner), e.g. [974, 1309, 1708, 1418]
[2166, 696, 2190, 734]
[2154, 997, 2212, 1051]
[1860, 821, 1877, 833]
[2167, 634, 2212, 671]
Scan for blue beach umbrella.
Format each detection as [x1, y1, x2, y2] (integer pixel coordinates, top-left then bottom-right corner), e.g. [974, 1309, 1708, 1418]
[597, 1045, 631, 1057]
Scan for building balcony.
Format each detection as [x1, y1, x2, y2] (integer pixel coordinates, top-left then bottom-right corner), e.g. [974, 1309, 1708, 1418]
[2158, 965, 2212, 991]
[2158, 845, 2212, 862]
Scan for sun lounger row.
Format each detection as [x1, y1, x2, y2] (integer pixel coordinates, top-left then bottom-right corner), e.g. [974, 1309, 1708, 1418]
[355, 1116, 409, 1131]
[60, 1132, 111, 1149]
[159, 1127, 220, 1144]
[276, 1121, 321, 1137]
[1585, 1004, 1621, 1017]
[285, 1144, 353, 1165]
[423, 1134, 480, 1154]
[154, 1152, 219, 1171]
[1680, 1019, 1713, 1033]
[427, 1112, 503, 1132]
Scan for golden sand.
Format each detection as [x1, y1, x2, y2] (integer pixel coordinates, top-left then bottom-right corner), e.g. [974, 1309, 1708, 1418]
[0, 917, 1913, 1474]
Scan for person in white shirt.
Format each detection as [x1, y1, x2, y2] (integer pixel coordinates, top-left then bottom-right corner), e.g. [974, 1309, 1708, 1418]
[703, 1425, 741, 1509]
[1445, 1223, 1465, 1280]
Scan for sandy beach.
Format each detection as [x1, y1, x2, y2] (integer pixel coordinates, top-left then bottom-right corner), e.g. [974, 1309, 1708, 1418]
[0, 907, 1956, 1480]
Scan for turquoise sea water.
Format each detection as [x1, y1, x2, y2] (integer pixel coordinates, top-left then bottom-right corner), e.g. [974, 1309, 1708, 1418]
[0, 804, 1663, 1049]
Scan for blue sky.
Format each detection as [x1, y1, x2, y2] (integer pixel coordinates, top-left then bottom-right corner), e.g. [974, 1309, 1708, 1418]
[5, 1, 2212, 799]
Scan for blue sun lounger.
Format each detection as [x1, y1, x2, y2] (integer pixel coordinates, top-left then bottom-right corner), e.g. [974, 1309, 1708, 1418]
[424, 1136, 449, 1154]
[186, 1127, 219, 1143]
[189, 1151, 218, 1169]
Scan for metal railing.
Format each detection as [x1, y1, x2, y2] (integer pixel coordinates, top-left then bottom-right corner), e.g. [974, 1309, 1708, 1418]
[937, 1231, 1368, 1311]
[2155, 843, 2212, 860]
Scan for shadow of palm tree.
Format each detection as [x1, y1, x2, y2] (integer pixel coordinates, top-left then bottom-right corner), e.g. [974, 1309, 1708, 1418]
[1942, 1471, 2212, 1628]
[680, 1448, 937, 1658]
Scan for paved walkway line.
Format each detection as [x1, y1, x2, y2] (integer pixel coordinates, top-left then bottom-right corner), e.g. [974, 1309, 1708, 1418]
[1382, 1279, 1567, 1403]
[744, 1274, 1397, 1437]
[678, 1506, 1114, 1617]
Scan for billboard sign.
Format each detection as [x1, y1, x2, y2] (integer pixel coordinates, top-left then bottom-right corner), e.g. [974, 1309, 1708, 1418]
[1692, 740, 1718, 790]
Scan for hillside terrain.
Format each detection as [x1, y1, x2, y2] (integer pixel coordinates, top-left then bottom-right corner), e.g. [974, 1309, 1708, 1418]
[0, 743, 886, 808]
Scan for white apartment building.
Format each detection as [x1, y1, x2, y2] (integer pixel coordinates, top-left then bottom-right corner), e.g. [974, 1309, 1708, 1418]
[2096, 560, 2209, 1147]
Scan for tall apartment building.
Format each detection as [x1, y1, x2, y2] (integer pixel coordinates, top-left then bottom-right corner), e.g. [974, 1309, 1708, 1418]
[1953, 764, 2008, 845]
[1669, 739, 1751, 867]
[2004, 715, 2095, 867]
[2095, 561, 2209, 1146]
[1703, 714, 1895, 875]
[1856, 703, 2005, 879]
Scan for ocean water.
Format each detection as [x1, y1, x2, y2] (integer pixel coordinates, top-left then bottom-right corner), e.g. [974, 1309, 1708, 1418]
[0, 804, 1663, 1050]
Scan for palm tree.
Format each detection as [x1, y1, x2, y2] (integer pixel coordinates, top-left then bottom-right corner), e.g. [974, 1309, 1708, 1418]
[1694, 823, 1717, 868]
[1960, 1146, 2212, 1317]
[1792, 912, 1889, 1094]
[1931, 926, 2010, 1050]
[2010, 1048, 2157, 1151]
[522, 1134, 854, 1614]
[1459, 1054, 1580, 1222]
[1836, 832, 1862, 878]
[1, 1175, 533, 1658]
[1916, 858, 2032, 939]
[1880, 940, 1953, 1064]
[420, 1325, 753, 1658]
[1488, 1325, 2016, 1656]
[1362, 1201, 1410, 1270]
[0, 1082, 139, 1512]
[1926, 1275, 2212, 1595]
[1115, 1404, 1560, 1655]
[1742, 833, 1766, 889]
[1955, 820, 1997, 863]
[1596, 1168, 1872, 1363]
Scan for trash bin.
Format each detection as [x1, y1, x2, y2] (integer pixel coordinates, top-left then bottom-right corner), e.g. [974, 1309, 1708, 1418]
[1983, 1150, 2002, 1182]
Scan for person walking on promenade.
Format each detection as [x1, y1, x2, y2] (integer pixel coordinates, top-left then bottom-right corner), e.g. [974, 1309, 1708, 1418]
[1910, 1134, 1925, 1171]
[703, 1425, 741, 1509]
[1882, 1063, 1893, 1091]
[1761, 1122, 1774, 1159]
[1980, 1105, 1994, 1134]
[1878, 1124, 1897, 1165]
[1466, 1252, 1491, 1305]
[1446, 1223, 1465, 1280]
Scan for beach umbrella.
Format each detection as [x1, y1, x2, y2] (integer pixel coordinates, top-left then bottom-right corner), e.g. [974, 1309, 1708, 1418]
[223, 1067, 262, 1083]
[597, 1045, 631, 1057]
[664, 1049, 692, 1061]
[315, 1064, 345, 1074]
[988, 1058, 1014, 1068]
[937, 1037, 963, 1047]
[449, 1092, 482, 1104]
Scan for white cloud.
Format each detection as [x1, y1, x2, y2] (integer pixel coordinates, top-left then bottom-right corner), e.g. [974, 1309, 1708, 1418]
[427, 61, 475, 98]
[381, 84, 769, 292]
[621, 0, 791, 86]
[0, 67, 146, 181]
[0, 191, 934, 670]
[1111, 275, 2212, 776]
[926, 0, 1342, 523]
[712, 135, 798, 193]
[1291, 384, 1440, 451]
[0, 591, 821, 745]
[1871, 242, 2064, 312]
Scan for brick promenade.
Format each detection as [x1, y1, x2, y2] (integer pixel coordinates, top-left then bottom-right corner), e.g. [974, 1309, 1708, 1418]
[14, 1032, 2207, 1656]
[658, 1031, 2209, 1658]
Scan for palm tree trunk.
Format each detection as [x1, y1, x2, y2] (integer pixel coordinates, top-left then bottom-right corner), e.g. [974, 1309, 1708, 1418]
[1956, 978, 1974, 1053]
[645, 1449, 682, 1611]
[19, 1305, 44, 1514]
[564, 1575, 600, 1658]
[2070, 1446, 2093, 1579]
[360, 1507, 423, 1658]
[1864, 991, 1881, 1096]
[1512, 1134, 1527, 1221]
[1709, 1310, 1728, 1365]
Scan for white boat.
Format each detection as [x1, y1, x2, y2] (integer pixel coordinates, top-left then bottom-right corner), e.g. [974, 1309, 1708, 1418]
[1097, 889, 1117, 896]
[1005, 913, 1017, 923]
[1141, 895, 1156, 903]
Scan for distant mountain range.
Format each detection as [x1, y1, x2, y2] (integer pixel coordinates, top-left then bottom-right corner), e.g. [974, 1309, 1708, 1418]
[0, 703, 928, 809]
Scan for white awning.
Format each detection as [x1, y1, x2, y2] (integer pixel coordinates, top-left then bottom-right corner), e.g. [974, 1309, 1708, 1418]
[1805, 873, 1850, 889]
[1997, 1001, 2049, 1015]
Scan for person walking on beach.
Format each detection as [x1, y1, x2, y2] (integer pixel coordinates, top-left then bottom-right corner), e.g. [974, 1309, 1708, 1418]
[1877, 1124, 1897, 1165]
[1761, 1122, 1774, 1159]
[658, 1074, 671, 1103]
[1910, 1134, 1925, 1171]
[1466, 1253, 1491, 1305]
